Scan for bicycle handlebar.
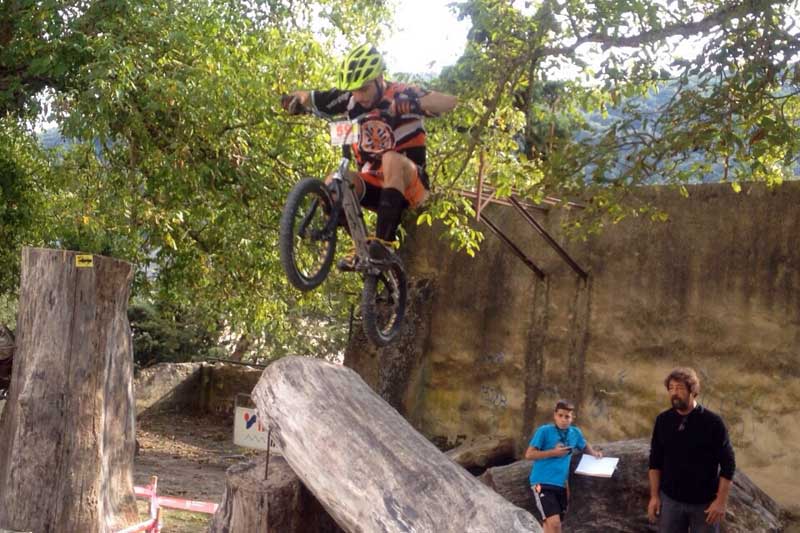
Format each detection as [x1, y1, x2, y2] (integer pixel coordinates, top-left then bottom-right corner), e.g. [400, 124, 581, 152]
[280, 94, 423, 122]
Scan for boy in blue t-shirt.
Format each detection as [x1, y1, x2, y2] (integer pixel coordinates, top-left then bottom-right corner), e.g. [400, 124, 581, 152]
[524, 399, 602, 533]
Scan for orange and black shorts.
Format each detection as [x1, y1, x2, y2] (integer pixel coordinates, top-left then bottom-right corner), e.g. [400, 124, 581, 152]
[358, 163, 429, 210]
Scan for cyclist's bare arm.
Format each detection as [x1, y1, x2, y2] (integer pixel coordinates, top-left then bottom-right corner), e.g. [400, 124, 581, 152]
[419, 91, 457, 116]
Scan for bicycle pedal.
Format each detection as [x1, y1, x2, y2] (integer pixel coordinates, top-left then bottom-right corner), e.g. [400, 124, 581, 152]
[368, 240, 393, 263]
[366, 256, 393, 269]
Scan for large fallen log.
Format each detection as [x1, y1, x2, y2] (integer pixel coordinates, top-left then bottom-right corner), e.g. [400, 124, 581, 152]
[479, 439, 784, 532]
[252, 356, 539, 533]
[0, 248, 139, 533]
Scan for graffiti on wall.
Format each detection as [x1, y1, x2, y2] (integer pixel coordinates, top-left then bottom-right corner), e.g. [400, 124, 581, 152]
[480, 385, 508, 409]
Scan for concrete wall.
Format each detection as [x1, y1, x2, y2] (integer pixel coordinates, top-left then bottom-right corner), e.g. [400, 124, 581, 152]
[134, 362, 264, 418]
[346, 181, 800, 511]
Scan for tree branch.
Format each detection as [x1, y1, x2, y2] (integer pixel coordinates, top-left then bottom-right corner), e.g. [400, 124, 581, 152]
[537, 0, 781, 58]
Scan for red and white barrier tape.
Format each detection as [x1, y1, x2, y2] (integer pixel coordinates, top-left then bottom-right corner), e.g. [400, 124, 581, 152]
[115, 476, 218, 533]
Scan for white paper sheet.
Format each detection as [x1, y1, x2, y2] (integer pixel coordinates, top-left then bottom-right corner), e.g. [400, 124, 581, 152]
[574, 454, 619, 478]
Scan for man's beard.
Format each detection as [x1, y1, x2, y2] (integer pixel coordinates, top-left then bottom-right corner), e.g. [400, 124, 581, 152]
[671, 397, 689, 411]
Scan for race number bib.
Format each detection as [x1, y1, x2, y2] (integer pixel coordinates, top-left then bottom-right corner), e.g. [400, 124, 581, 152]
[329, 121, 359, 146]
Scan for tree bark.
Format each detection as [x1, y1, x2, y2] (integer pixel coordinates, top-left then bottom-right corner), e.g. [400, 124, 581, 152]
[445, 435, 516, 474]
[209, 455, 343, 533]
[0, 248, 139, 533]
[252, 356, 540, 533]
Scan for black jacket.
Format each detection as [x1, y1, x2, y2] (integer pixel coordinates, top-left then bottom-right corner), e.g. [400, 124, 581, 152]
[648, 404, 736, 504]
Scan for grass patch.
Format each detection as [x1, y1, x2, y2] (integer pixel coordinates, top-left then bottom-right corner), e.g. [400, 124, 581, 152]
[136, 499, 213, 533]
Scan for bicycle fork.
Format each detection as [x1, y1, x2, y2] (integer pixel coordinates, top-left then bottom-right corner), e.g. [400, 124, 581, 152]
[330, 157, 370, 261]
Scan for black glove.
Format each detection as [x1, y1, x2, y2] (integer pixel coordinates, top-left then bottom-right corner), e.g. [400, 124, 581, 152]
[281, 94, 304, 115]
[393, 93, 423, 116]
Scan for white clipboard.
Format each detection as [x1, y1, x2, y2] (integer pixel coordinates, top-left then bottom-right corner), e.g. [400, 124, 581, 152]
[574, 454, 619, 478]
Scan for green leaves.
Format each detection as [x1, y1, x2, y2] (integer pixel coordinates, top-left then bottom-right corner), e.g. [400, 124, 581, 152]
[0, 120, 49, 293]
[0, 0, 394, 359]
[434, 0, 799, 241]
[1, 0, 798, 359]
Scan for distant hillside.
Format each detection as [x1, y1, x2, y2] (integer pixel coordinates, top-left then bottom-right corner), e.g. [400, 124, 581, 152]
[37, 128, 69, 149]
[583, 79, 799, 184]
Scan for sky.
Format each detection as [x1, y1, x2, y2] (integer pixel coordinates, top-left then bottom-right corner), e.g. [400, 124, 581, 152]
[380, 0, 722, 80]
[383, 0, 470, 74]
[380, 1, 701, 80]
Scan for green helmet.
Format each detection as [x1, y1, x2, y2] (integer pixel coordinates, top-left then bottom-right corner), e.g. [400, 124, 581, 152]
[337, 44, 385, 91]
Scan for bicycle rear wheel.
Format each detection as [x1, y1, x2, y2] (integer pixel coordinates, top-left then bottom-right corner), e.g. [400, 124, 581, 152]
[279, 178, 337, 291]
[361, 257, 407, 346]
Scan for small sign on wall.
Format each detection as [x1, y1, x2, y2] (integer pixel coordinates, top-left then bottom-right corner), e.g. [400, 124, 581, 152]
[233, 393, 278, 452]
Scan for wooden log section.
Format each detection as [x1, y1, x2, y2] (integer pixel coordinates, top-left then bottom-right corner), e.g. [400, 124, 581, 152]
[209, 455, 343, 533]
[252, 356, 540, 533]
[445, 435, 516, 474]
[0, 248, 139, 533]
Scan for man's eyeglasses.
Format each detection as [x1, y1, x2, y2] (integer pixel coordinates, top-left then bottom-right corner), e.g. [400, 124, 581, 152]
[677, 416, 688, 432]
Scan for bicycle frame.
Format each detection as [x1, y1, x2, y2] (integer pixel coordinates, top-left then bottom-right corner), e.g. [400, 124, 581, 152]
[328, 152, 374, 272]
[306, 104, 417, 273]
[280, 100, 409, 345]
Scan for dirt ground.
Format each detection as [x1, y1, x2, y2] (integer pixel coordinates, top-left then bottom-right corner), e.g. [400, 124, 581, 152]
[135, 411, 800, 533]
[134, 411, 261, 532]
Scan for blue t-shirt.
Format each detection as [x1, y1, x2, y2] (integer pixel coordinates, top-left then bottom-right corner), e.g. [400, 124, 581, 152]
[528, 424, 587, 487]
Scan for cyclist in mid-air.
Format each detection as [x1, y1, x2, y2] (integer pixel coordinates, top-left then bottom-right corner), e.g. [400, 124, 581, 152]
[282, 43, 457, 266]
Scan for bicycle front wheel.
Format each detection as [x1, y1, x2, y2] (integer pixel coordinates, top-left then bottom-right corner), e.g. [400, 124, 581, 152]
[279, 178, 338, 291]
[361, 256, 407, 346]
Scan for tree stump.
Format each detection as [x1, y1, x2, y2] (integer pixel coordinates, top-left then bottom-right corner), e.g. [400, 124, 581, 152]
[209, 455, 343, 533]
[252, 356, 539, 533]
[0, 248, 139, 533]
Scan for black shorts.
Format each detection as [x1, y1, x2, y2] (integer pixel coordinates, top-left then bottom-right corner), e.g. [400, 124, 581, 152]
[531, 483, 568, 521]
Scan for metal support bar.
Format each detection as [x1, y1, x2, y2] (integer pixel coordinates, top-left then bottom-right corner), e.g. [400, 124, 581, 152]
[509, 195, 588, 279]
[480, 214, 545, 280]
[475, 152, 485, 220]
[459, 187, 586, 213]
[459, 189, 549, 213]
[265, 427, 272, 480]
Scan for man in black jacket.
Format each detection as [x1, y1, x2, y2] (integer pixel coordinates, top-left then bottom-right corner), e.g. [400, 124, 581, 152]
[648, 367, 735, 532]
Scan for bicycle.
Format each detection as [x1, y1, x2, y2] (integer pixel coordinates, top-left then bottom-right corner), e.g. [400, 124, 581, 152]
[278, 97, 408, 346]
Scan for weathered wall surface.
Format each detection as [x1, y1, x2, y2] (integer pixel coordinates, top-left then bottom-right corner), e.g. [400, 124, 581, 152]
[134, 362, 263, 417]
[345, 181, 800, 511]
[134, 362, 203, 415]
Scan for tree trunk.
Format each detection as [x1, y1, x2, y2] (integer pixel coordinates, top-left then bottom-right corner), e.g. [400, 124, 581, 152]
[252, 356, 540, 533]
[229, 333, 253, 362]
[209, 455, 343, 533]
[0, 248, 139, 533]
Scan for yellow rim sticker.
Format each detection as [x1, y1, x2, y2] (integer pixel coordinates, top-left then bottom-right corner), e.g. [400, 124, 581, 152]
[76, 255, 94, 268]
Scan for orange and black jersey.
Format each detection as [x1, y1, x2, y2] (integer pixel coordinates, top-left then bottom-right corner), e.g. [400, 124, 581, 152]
[310, 82, 428, 178]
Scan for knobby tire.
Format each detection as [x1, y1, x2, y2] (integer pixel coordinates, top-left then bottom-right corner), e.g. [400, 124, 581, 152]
[361, 257, 407, 346]
[279, 178, 337, 291]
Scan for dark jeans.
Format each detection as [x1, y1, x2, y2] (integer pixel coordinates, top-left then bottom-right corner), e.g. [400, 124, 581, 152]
[659, 491, 720, 533]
